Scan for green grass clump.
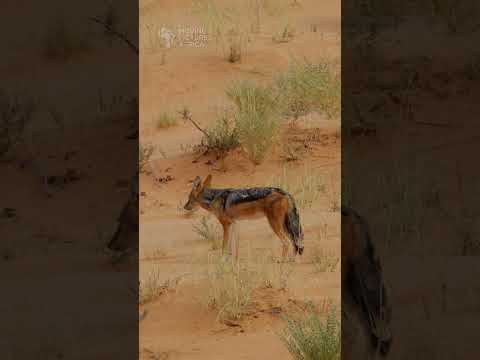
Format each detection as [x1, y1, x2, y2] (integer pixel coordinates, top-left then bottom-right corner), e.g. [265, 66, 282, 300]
[205, 112, 240, 156]
[274, 59, 340, 121]
[280, 304, 341, 360]
[156, 112, 178, 129]
[227, 80, 280, 163]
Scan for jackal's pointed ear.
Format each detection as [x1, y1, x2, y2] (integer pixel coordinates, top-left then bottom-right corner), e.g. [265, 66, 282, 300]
[192, 176, 201, 189]
[202, 174, 212, 189]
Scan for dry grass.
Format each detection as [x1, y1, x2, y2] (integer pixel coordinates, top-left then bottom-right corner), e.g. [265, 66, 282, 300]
[139, 247, 167, 261]
[194, 0, 250, 62]
[139, 143, 155, 173]
[255, 252, 294, 290]
[273, 23, 295, 43]
[205, 255, 256, 321]
[193, 216, 223, 250]
[204, 251, 294, 321]
[271, 163, 326, 209]
[312, 249, 339, 273]
[280, 303, 341, 360]
[156, 112, 178, 129]
[139, 266, 177, 305]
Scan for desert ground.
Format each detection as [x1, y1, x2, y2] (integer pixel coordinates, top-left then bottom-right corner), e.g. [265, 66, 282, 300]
[139, 0, 341, 359]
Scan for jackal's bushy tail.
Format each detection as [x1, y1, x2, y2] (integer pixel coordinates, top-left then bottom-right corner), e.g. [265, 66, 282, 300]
[284, 196, 304, 255]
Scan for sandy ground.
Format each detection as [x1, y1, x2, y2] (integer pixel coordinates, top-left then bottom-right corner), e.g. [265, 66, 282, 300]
[140, 1, 340, 359]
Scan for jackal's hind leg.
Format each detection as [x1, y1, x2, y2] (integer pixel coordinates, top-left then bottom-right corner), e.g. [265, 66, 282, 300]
[221, 221, 232, 256]
[266, 211, 291, 262]
[229, 223, 239, 261]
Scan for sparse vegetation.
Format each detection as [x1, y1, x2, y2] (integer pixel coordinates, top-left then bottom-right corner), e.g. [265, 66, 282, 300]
[256, 252, 294, 290]
[205, 251, 294, 321]
[195, 0, 250, 62]
[274, 58, 341, 121]
[139, 143, 155, 173]
[205, 111, 240, 157]
[280, 304, 341, 360]
[139, 247, 166, 261]
[156, 112, 178, 129]
[273, 23, 295, 43]
[205, 255, 256, 321]
[227, 80, 279, 163]
[139, 266, 176, 304]
[193, 216, 223, 250]
[272, 163, 326, 209]
[227, 39, 243, 63]
[313, 250, 339, 273]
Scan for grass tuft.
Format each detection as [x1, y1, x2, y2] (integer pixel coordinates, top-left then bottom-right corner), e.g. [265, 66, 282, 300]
[193, 216, 223, 250]
[313, 250, 339, 273]
[227, 80, 280, 163]
[139, 266, 176, 304]
[273, 23, 295, 43]
[205, 111, 240, 157]
[280, 304, 341, 360]
[205, 251, 294, 321]
[274, 58, 340, 121]
[271, 163, 325, 209]
[205, 255, 255, 321]
[139, 143, 155, 173]
[156, 112, 178, 129]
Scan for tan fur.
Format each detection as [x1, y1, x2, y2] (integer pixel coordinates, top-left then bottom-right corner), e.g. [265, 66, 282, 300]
[185, 176, 293, 261]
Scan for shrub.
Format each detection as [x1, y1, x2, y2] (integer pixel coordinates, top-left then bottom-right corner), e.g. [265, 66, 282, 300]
[274, 58, 340, 121]
[205, 112, 240, 156]
[226, 80, 279, 163]
[280, 304, 341, 360]
[156, 112, 177, 129]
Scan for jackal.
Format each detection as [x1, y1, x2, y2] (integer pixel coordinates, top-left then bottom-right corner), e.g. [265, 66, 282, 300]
[184, 175, 304, 260]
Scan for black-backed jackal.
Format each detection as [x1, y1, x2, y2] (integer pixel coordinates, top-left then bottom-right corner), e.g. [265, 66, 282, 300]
[184, 175, 304, 260]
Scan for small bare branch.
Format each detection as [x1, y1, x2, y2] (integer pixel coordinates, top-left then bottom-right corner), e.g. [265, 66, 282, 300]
[89, 16, 138, 55]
